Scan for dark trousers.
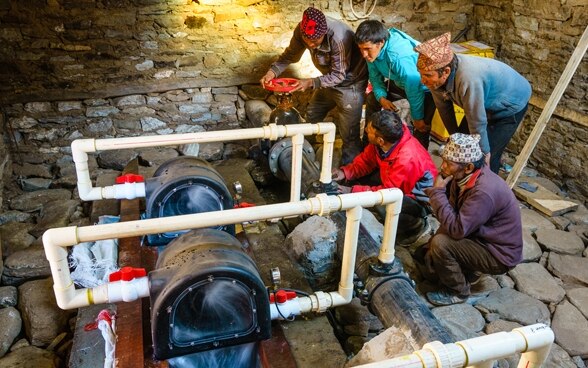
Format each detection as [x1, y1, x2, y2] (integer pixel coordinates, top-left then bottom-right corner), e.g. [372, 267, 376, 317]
[457, 105, 529, 173]
[365, 83, 436, 149]
[306, 81, 367, 165]
[423, 234, 510, 296]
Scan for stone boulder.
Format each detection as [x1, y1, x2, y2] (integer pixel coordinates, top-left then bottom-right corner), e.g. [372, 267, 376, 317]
[474, 288, 550, 326]
[0, 307, 21, 358]
[9, 189, 72, 212]
[0, 222, 35, 259]
[552, 300, 588, 358]
[431, 303, 485, 341]
[535, 228, 584, 255]
[522, 231, 542, 261]
[18, 278, 73, 347]
[31, 199, 80, 237]
[285, 216, 338, 288]
[509, 262, 565, 303]
[0, 345, 60, 368]
[2, 246, 52, 286]
[0, 286, 18, 307]
[520, 208, 555, 233]
[547, 253, 588, 286]
[345, 325, 419, 367]
[96, 149, 138, 171]
[566, 287, 588, 320]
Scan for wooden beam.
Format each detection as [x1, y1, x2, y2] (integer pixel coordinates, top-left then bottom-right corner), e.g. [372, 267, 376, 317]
[529, 95, 588, 129]
[507, 25, 588, 188]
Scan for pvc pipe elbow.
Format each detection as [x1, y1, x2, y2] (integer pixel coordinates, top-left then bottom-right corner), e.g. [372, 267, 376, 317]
[71, 139, 96, 161]
[43, 227, 78, 254]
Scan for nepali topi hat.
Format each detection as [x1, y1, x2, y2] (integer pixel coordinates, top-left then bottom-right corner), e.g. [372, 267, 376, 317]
[442, 133, 484, 163]
[415, 32, 454, 71]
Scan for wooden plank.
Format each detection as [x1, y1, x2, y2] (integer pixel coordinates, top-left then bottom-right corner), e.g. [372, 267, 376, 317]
[115, 158, 145, 368]
[507, 25, 588, 188]
[514, 182, 578, 216]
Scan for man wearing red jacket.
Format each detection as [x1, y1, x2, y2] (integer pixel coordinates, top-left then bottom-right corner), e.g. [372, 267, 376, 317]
[332, 110, 437, 243]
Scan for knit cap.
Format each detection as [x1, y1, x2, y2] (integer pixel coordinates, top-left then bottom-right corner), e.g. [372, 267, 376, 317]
[300, 7, 327, 40]
[442, 133, 484, 163]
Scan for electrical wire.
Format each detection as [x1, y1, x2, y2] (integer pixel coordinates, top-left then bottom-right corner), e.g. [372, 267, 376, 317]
[349, 0, 377, 20]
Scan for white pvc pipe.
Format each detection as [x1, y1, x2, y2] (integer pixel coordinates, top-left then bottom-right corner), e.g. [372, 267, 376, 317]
[378, 197, 402, 264]
[338, 205, 363, 303]
[290, 133, 304, 202]
[351, 323, 553, 368]
[318, 125, 335, 184]
[72, 123, 337, 201]
[43, 189, 403, 310]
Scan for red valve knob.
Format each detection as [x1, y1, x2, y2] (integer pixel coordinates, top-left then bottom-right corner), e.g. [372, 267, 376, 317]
[109, 267, 146, 282]
[115, 174, 144, 184]
[271, 290, 297, 304]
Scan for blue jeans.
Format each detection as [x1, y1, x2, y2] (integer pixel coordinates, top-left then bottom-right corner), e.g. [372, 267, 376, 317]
[306, 81, 367, 165]
[459, 105, 529, 173]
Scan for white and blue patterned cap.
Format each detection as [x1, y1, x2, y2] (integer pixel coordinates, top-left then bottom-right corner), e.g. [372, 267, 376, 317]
[442, 133, 484, 163]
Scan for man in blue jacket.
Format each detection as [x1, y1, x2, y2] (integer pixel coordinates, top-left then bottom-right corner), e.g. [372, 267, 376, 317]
[355, 20, 435, 149]
[260, 7, 368, 165]
[422, 133, 522, 306]
[415, 32, 532, 173]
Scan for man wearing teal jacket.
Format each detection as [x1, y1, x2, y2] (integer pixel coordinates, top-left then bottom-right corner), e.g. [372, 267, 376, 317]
[355, 20, 435, 149]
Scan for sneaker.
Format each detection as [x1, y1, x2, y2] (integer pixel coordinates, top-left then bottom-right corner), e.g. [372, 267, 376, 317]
[426, 289, 468, 306]
[397, 217, 431, 246]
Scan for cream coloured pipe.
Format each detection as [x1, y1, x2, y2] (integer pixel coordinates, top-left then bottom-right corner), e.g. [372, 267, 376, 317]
[72, 123, 337, 201]
[378, 197, 402, 264]
[351, 323, 553, 368]
[43, 188, 403, 310]
[318, 124, 335, 184]
[290, 133, 304, 202]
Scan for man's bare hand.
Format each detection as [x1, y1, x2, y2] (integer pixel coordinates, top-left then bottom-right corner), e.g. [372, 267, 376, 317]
[413, 119, 430, 133]
[291, 78, 313, 92]
[379, 97, 398, 112]
[331, 168, 345, 182]
[337, 184, 352, 194]
[260, 70, 276, 87]
[433, 173, 453, 188]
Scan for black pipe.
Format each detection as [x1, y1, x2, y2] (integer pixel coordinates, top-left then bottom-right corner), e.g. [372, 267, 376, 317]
[331, 212, 453, 345]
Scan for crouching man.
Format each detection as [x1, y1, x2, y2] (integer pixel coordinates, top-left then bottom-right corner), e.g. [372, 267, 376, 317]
[423, 133, 522, 306]
[332, 110, 437, 244]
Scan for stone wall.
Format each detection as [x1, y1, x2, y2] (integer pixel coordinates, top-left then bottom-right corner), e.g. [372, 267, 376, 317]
[472, 0, 587, 201]
[0, 0, 472, 104]
[0, 0, 586, 202]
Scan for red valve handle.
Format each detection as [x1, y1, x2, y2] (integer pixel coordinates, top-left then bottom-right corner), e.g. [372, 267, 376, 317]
[263, 78, 299, 93]
[269, 290, 297, 303]
[109, 266, 147, 282]
[115, 174, 144, 184]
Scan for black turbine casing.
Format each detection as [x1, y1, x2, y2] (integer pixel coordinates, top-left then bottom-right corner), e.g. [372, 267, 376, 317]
[149, 229, 271, 361]
[144, 156, 234, 246]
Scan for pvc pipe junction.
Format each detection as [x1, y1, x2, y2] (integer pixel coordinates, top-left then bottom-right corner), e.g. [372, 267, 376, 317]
[71, 123, 336, 203]
[43, 189, 403, 311]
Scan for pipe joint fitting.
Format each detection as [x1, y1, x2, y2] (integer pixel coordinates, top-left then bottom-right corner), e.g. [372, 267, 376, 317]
[313, 291, 331, 313]
[423, 341, 455, 368]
